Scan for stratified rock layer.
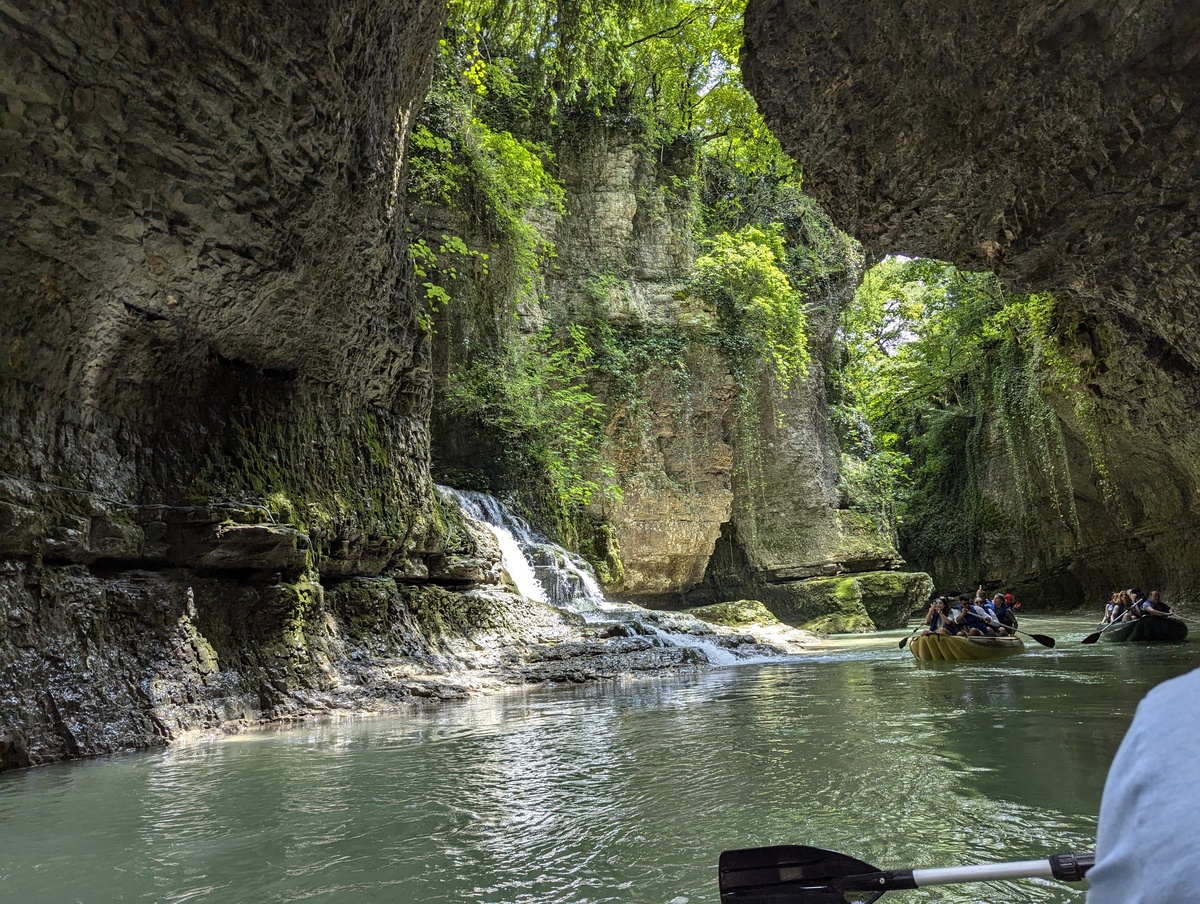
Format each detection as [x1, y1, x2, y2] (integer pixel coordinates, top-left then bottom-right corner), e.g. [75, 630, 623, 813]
[0, 0, 453, 767]
[743, 0, 1200, 604]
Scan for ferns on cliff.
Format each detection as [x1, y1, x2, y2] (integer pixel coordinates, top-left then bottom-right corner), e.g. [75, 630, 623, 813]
[443, 325, 616, 513]
[835, 259, 1103, 581]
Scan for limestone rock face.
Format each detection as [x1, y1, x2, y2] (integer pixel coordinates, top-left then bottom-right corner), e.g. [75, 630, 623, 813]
[723, 295, 902, 583]
[743, 0, 1199, 328]
[705, 570, 931, 634]
[428, 122, 741, 596]
[547, 126, 737, 596]
[1, 0, 448, 551]
[426, 114, 930, 621]
[742, 0, 1200, 604]
[545, 121, 922, 608]
[0, 0, 454, 766]
[592, 343, 738, 596]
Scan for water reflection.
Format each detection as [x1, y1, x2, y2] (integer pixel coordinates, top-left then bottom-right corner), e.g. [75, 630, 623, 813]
[1, 616, 1197, 903]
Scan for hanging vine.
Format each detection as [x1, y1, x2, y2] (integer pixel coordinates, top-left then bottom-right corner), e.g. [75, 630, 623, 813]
[835, 260, 1105, 579]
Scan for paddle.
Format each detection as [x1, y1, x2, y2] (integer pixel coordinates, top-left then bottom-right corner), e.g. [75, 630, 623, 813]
[982, 617, 1056, 648]
[1081, 619, 1127, 645]
[898, 624, 923, 649]
[718, 844, 1094, 903]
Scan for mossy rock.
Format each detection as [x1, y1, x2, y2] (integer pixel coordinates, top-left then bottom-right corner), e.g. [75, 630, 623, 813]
[751, 575, 874, 634]
[685, 599, 781, 627]
[803, 611, 876, 634]
[750, 572, 929, 634]
[794, 576, 874, 634]
[833, 509, 901, 562]
[854, 571, 934, 629]
[404, 585, 511, 640]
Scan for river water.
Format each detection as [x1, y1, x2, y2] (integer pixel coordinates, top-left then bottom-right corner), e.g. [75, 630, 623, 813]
[2, 616, 1197, 904]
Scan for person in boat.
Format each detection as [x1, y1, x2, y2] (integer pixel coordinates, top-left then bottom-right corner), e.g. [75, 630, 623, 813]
[923, 597, 962, 635]
[1115, 589, 1138, 621]
[1100, 592, 1125, 626]
[1128, 588, 1147, 612]
[991, 593, 1016, 635]
[1086, 665, 1200, 903]
[950, 596, 974, 635]
[984, 593, 1004, 631]
[1138, 590, 1174, 618]
[954, 594, 992, 636]
[1005, 592, 1022, 613]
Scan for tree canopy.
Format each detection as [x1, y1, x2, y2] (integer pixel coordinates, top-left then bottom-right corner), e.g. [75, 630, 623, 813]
[443, 0, 791, 171]
[421, 0, 858, 534]
[835, 256, 1093, 576]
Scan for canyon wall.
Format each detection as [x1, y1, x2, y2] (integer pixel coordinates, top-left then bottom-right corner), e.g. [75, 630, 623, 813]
[426, 114, 930, 630]
[743, 0, 1200, 605]
[0, 0, 475, 768]
[1, 0, 957, 767]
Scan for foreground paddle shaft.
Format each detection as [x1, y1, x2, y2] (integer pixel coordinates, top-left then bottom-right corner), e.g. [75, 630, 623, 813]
[719, 845, 1093, 902]
[842, 853, 1095, 892]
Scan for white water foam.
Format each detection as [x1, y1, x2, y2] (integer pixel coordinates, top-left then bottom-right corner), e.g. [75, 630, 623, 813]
[437, 485, 773, 666]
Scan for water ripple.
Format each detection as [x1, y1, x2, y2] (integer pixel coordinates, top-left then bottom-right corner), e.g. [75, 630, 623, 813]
[2, 617, 1197, 902]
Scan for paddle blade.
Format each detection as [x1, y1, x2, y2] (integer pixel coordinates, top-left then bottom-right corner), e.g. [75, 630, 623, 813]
[1080, 631, 1103, 645]
[719, 845, 884, 904]
[898, 637, 910, 649]
[1029, 633, 1056, 648]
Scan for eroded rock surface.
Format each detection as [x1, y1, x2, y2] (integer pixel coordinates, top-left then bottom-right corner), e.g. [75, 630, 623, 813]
[743, 0, 1200, 603]
[426, 114, 928, 624]
[1, 0, 453, 768]
[0, 0, 946, 768]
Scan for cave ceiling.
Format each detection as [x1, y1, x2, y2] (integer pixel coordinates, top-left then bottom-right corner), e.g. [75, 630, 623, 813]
[742, 0, 1200, 367]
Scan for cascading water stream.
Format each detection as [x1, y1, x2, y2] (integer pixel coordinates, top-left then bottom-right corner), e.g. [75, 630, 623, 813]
[439, 486, 750, 665]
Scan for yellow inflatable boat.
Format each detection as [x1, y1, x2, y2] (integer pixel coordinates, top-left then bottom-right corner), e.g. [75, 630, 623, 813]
[909, 633, 1025, 661]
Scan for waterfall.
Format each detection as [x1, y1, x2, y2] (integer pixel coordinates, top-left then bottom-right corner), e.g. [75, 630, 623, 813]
[438, 486, 761, 666]
[440, 486, 612, 620]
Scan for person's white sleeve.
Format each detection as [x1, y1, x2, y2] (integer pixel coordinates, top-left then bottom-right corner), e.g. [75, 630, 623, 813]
[1087, 667, 1200, 903]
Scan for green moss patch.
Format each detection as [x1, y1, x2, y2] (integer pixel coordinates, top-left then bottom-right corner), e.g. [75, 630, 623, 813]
[686, 599, 780, 627]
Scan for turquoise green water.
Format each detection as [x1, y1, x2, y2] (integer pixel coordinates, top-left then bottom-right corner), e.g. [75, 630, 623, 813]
[2, 615, 1198, 903]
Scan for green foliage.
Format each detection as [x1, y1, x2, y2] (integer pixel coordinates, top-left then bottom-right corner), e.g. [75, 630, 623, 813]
[443, 1, 795, 174]
[692, 223, 809, 391]
[591, 321, 689, 400]
[835, 257, 1102, 573]
[895, 404, 986, 574]
[444, 325, 618, 511]
[830, 404, 909, 532]
[407, 57, 565, 333]
[425, 0, 864, 551]
[408, 233, 487, 331]
[839, 257, 1004, 427]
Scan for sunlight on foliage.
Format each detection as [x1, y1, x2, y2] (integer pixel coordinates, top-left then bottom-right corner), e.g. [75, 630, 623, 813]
[835, 258, 1104, 574]
[693, 224, 810, 391]
[442, 0, 793, 174]
[421, 0, 864, 537]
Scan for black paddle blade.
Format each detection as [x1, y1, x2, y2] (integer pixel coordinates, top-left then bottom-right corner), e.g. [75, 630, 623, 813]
[1028, 633, 1056, 648]
[1081, 631, 1103, 645]
[719, 845, 885, 904]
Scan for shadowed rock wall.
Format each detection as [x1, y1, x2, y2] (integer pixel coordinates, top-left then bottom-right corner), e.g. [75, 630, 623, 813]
[743, 0, 1200, 604]
[0, 0, 454, 767]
